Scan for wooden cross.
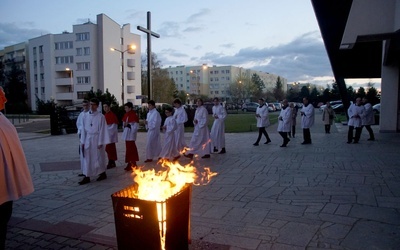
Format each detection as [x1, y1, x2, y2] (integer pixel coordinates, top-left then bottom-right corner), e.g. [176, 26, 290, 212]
[137, 11, 160, 101]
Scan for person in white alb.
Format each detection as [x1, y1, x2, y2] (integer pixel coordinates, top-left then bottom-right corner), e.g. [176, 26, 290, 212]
[210, 97, 227, 154]
[159, 106, 180, 161]
[185, 98, 211, 159]
[173, 98, 188, 153]
[79, 98, 110, 185]
[277, 99, 292, 147]
[361, 97, 375, 141]
[76, 100, 90, 175]
[300, 97, 315, 144]
[144, 100, 162, 162]
[347, 97, 364, 144]
[253, 98, 271, 146]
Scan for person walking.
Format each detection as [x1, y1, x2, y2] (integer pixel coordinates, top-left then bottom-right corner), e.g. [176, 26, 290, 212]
[0, 87, 34, 250]
[144, 100, 162, 162]
[210, 97, 227, 154]
[277, 99, 292, 147]
[300, 97, 315, 144]
[253, 98, 271, 146]
[76, 100, 90, 175]
[121, 102, 140, 171]
[361, 97, 375, 141]
[185, 98, 211, 159]
[173, 98, 188, 153]
[103, 102, 118, 169]
[159, 106, 180, 161]
[347, 97, 364, 144]
[288, 102, 297, 138]
[78, 98, 110, 185]
[322, 101, 335, 134]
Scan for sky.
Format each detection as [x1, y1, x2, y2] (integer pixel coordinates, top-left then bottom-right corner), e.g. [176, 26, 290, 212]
[0, 0, 380, 89]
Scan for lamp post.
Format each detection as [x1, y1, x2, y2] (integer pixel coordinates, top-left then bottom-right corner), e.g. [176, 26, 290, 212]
[110, 44, 136, 105]
[66, 68, 73, 93]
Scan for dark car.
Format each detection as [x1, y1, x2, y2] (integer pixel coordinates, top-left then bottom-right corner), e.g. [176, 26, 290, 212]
[242, 102, 259, 112]
[332, 103, 345, 113]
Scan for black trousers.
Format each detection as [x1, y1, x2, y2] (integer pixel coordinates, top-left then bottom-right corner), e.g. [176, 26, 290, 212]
[0, 201, 13, 250]
[325, 124, 331, 133]
[279, 132, 289, 145]
[255, 127, 270, 144]
[362, 125, 375, 140]
[303, 128, 311, 143]
[348, 126, 362, 143]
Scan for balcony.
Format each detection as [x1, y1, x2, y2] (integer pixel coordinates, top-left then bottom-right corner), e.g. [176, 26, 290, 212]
[55, 77, 73, 86]
[127, 72, 135, 80]
[127, 59, 135, 67]
[56, 92, 73, 100]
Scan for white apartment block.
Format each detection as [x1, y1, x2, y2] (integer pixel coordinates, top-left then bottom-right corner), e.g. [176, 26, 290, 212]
[28, 13, 141, 110]
[166, 65, 287, 101]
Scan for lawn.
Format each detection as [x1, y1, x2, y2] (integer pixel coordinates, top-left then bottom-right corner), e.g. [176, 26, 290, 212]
[184, 113, 279, 133]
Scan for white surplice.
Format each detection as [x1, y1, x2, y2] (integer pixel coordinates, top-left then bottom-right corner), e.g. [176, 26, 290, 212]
[145, 108, 162, 160]
[174, 106, 188, 151]
[159, 116, 180, 159]
[210, 104, 227, 150]
[187, 105, 211, 156]
[300, 104, 315, 129]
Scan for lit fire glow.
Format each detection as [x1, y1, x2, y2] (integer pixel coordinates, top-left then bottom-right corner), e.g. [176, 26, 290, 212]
[130, 159, 217, 250]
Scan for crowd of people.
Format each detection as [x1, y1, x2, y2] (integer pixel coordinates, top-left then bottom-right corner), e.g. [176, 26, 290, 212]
[75, 97, 228, 185]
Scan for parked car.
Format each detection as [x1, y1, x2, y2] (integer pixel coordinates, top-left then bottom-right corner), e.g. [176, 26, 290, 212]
[268, 103, 276, 112]
[332, 103, 345, 113]
[273, 102, 282, 111]
[242, 102, 259, 112]
[319, 100, 342, 112]
[373, 103, 381, 114]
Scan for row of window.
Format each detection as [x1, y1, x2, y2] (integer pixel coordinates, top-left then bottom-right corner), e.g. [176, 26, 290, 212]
[32, 46, 43, 55]
[170, 69, 231, 75]
[55, 41, 73, 50]
[76, 32, 90, 41]
[55, 56, 74, 64]
[76, 47, 90, 56]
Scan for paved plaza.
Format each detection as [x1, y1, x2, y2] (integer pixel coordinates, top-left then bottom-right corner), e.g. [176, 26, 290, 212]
[5, 111, 400, 249]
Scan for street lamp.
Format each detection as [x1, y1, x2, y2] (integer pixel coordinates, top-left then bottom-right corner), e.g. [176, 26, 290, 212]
[66, 68, 73, 93]
[110, 44, 136, 104]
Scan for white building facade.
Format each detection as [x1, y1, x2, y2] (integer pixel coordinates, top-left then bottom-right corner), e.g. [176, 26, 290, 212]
[166, 65, 287, 101]
[28, 13, 141, 110]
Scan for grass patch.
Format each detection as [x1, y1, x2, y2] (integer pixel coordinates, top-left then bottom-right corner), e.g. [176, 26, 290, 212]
[184, 113, 279, 133]
[334, 113, 347, 123]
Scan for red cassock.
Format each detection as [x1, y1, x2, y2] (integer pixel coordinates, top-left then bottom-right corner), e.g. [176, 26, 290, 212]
[104, 111, 119, 161]
[122, 110, 139, 163]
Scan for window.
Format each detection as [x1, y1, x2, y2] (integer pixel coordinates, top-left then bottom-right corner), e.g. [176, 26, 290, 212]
[76, 32, 90, 41]
[221, 91, 225, 94]
[180, 84, 183, 87]
[180, 71, 183, 74]
[33, 47, 37, 55]
[34, 74, 38, 81]
[214, 70, 219, 74]
[77, 76, 90, 84]
[180, 77, 183, 81]
[40, 59, 44, 67]
[84, 47, 90, 55]
[39, 46, 43, 53]
[210, 91, 213, 94]
[77, 62, 90, 70]
[55, 41, 73, 50]
[176, 71, 178, 74]
[40, 73, 44, 80]
[221, 70, 225, 74]
[210, 71, 213, 74]
[77, 91, 88, 99]
[35, 88, 38, 94]
[76, 48, 82, 56]
[215, 91, 219, 94]
[210, 78, 213, 82]
[55, 56, 73, 64]
[226, 77, 230, 80]
[226, 70, 230, 73]
[41, 87, 45, 94]
[34, 61, 37, 69]
[215, 77, 219, 81]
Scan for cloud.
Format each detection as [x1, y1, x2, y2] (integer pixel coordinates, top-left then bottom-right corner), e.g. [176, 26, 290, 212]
[0, 22, 49, 49]
[157, 21, 181, 38]
[220, 43, 234, 49]
[186, 9, 211, 23]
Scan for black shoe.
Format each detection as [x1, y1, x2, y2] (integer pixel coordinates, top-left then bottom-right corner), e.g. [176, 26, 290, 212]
[218, 148, 226, 154]
[253, 143, 259, 146]
[280, 144, 287, 147]
[367, 138, 375, 141]
[264, 139, 271, 144]
[107, 161, 116, 169]
[96, 172, 107, 181]
[353, 141, 358, 144]
[301, 141, 311, 145]
[144, 159, 153, 163]
[79, 177, 90, 185]
[184, 154, 194, 159]
[201, 154, 210, 159]
[347, 141, 352, 144]
[172, 155, 181, 162]
[124, 165, 132, 171]
[78, 173, 85, 177]
[213, 147, 218, 153]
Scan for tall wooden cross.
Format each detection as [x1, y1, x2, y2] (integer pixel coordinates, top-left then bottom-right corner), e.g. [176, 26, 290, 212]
[137, 11, 160, 101]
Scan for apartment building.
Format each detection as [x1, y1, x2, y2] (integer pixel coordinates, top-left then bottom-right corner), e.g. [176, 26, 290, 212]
[166, 65, 287, 101]
[28, 13, 141, 110]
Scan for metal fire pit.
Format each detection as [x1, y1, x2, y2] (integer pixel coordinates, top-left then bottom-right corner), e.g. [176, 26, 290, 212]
[112, 184, 192, 250]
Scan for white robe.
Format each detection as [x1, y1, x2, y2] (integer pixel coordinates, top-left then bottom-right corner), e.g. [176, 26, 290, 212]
[80, 111, 110, 177]
[174, 106, 188, 151]
[256, 105, 270, 127]
[159, 116, 179, 159]
[76, 110, 89, 171]
[277, 107, 292, 132]
[348, 104, 364, 127]
[187, 106, 211, 156]
[300, 104, 315, 129]
[0, 113, 34, 204]
[210, 104, 227, 149]
[145, 109, 162, 160]
[361, 103, 375, 125]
